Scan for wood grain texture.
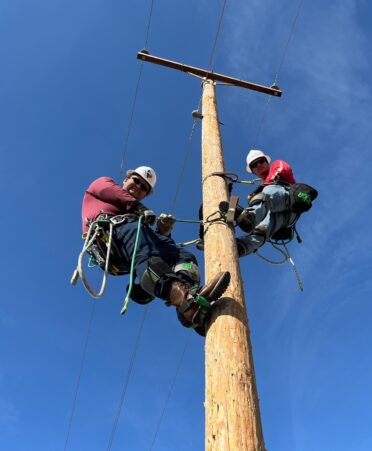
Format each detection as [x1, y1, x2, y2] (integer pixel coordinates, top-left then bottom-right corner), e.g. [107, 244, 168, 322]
[202, 80, 265, 451]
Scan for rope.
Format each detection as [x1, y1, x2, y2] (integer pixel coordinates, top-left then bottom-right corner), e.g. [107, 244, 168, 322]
[120, 215, 143, 315]
[173, 218, 201, 225]
[106, 306, 149, 451]
[256, 241, 304, 291]
[72, 220, 114, 298]
[283, 241, 304, 291]
[255, 242, 289, 265]
[72, 215, 204, 301]
[63, 302, 96, 451]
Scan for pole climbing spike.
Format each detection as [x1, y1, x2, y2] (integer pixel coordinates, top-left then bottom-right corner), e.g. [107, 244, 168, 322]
[225, 196, 239, 224]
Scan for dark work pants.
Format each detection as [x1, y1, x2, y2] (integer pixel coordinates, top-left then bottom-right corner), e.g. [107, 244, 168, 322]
[113, 219, 198, 298]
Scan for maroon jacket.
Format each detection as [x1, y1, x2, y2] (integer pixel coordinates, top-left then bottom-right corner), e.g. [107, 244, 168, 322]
[82, 177, 138, 232]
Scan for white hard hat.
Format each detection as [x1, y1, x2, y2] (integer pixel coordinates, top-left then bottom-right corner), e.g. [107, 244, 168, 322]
[127, 166, 157, 193]
[246, 149, 271, 173]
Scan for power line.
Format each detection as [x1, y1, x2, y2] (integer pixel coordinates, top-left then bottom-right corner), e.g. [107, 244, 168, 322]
[119, 0, 155, 175]
[252, 95, 272, 149]
[146, 5, 230, 446]
[108, 2, 157, 448]
[273, 0, 306, 85]
[170, 96, 202, 214]
[144, 0, 155, 50]
[63, 302, 96, 451]
[171, 0, 228, 213]
[106, 306, 149, 451]
[148, 334, 191, 450]
[119, 62, 145, 176]
[252, 0, 306, 147]
[208, 0, 228, 70]
[66, 2, 156, 448]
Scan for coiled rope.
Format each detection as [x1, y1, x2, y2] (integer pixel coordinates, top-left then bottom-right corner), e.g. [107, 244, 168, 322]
[256, 241, 304, 291]
[120, 215, 143, 315]
[70, 220, 114, 298]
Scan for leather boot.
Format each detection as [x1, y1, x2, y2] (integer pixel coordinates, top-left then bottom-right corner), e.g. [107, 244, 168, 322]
[219, 201, 256, 234]
[236, 209, 256, 233]
[166, 271, 231, 334]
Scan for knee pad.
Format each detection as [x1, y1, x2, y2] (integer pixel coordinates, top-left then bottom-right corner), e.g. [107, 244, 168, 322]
[140, 257, 177, 296]
[128, 283, 155, 305]
[173, 261, 200, 285]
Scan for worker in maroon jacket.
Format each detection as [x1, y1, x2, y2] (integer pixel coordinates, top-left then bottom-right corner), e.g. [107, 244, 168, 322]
[234, 150, 298, 256]
[82, 166, 230, 335]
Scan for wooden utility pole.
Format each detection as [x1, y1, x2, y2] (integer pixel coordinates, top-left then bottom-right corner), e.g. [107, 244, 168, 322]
[202, 80, 264, 450]
[138, 51, 281, 451]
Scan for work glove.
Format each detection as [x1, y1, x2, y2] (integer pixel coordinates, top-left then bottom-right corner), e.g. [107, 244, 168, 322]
[142, 209, 157, 225]
[155, 213, 176, 237]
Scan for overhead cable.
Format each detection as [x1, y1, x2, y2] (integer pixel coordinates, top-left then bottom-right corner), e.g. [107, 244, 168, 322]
[171, 0, 228, 213]
[253, 0, 306, 147]
[170, 96, 202, 214]
[149, 334, 191, 450]
[208, 0, 228, 70]
[119, 0, 155, 175]
[106, 306, 149, 451]
[63, 302, 96, 451]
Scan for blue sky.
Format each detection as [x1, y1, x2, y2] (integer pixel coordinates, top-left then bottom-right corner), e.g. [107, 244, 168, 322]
[1, 0, 372, 450]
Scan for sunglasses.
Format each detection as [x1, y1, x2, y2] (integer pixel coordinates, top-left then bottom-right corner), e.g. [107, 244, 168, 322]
[250, 158, 267, 169]
[131, 176, 150, 192]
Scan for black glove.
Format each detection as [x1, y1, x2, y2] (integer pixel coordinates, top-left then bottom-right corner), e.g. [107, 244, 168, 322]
[142, 209, 156, 225]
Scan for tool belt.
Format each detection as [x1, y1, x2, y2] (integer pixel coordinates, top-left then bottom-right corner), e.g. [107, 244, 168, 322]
[85, 213, 138, 276]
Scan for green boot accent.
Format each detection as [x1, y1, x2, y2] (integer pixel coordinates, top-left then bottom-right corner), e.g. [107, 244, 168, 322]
[196, 295, 211, 308]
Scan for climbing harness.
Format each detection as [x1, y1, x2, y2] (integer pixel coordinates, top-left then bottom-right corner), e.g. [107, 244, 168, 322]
[70, 212, 224, 314]
[70, 216, 115, 298]
[252, 182, 317, 291]
[208, 175, 313, 292]
[70, 213, 143, 313]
